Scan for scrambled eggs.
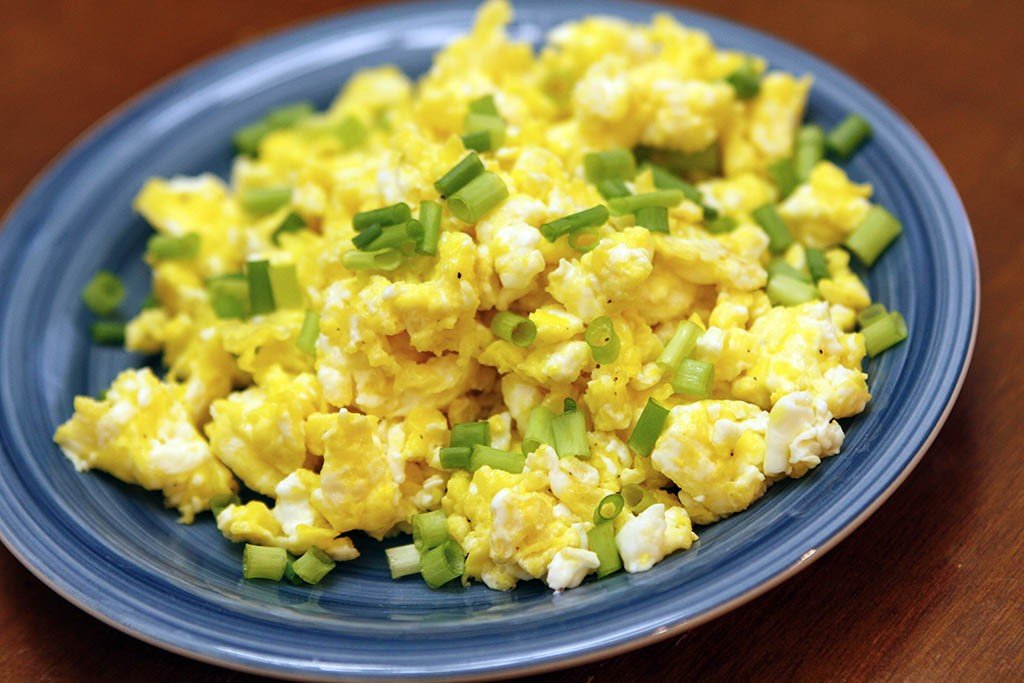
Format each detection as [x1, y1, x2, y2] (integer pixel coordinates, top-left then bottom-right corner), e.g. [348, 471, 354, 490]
[55, 0, 897, 592]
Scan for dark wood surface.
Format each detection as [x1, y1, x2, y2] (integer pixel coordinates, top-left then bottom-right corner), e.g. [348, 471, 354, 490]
[2, 1, 1021, 680]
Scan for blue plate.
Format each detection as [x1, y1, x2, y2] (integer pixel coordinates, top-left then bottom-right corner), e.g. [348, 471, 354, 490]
[0, 1, 977, 680]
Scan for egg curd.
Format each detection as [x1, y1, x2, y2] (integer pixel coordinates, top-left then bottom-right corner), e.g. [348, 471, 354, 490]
[55, 0, 905, 592]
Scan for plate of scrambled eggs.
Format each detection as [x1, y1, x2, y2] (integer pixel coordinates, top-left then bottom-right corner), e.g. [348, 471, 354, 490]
[0, 0, 976, 679]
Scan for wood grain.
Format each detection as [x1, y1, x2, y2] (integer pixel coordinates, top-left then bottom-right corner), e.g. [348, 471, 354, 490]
[2, 1, 1021, 680]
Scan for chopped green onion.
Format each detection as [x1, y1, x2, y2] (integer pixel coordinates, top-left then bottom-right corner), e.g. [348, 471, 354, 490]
[468, 94, 499, 116]
[635, 205, 669, 233]
[439, 446, 472, 469]
[469, 444, 525, 473]
[522, 405, 555, 455]
[752, 203, 794, 254]
[448, 172, 509, 223]
[434, 153, 485, 198]
[568, 228, 602, 253]
[857, 302, 888, 329]
[461, 130, 494, 152]
[607, 190, 684, 216]
[794, 125, 825, 180]
[209, 493, 240, 518]
[146, 232, 200, 261]
[584, 316, 620, 364]
[584, 149, 637, 183]
[412, 510, 448, 551]
[702, 205, 720, 222]
[233, 121, 271, 157]
[81, 271, 125, 316]
[845, 206, 902, 266]
[705, 216, 739, 234]
[463, 112, 506, 149]
[648, 164, 703, 203]
[552, 408, 589, 459]
[657, 320, 702, 371]
[264, 102, 315, 129]
[766, 274, 820, 306]
[595, 179, 631, 200]
[540, 205, 609, 242]
[385, 544, 422, 579]
[862, 311, 908, 357]
[673, 358, 715, 398]
[827, 114, 872, 159]
[450, 421, 490, 449]
[365, 221, 423, 252]
[634, 144, 720, 176]
[353, 203, 412, 231]
[207, 274, 248, 320]
[594, 493, 625, 524]
[272, 212, 307, 245]
[292, 547, 335, 585]
[342, 249, 403, 272]
[767, 158, 799, 199]
[297, 310, 320, 356]
[268, 263, 303, 309]
[805, 247, 830, 282]
[767, 259, 811, 284]
[627, 398, 670, 457]
[242, 544, 287, 581]
[240, 185, 292, 215]
[417, 200, 442, 256]
[141, 292, 159, 310]
[283, 554, 305, 586]
[725, 60, 761, 100]
[91, 320, 125, 346]
[563, 397, 577, 412]
[419, 539, 465, 588]
[352, 223, 384, 250]
[333, 115, 368, 149]
[587, 521, 622, 579]
[621, 484, 656, 513]
[245, 259, 275, 315]
[490, 311, 537, 347]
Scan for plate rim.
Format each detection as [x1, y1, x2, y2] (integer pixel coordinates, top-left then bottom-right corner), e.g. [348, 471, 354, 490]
[0, 1, 979, 680]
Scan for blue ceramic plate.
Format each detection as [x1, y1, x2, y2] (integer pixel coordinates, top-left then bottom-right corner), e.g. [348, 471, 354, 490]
[0, 1, 977, 680]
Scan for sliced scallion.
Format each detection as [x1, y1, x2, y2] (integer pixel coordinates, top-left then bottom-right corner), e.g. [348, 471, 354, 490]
[342, 249, 403, 272]
[584, 316, 620, 364]
[587, 521, 622, 579]
[568, 228, 601, 253]
[417, 200, 442, 256]
[385, 544, 422, 579]
[540, 205, 609, 242]
[434, 153, 485, 198]
[297, 310, 320, 356]
[463, 112, 505, 149]
[673, 358, 715, 398]
[725, 60, 761, 100]
[353, 203, 412, 231]
[767, 259, 811, 284]
[468, 94, 499, 116]
[766, 274, 820, 307]
[705, 216, 739, 234]
[621, 484, 656, 513]
[794, 125, 825, 180]
[490, 311, 537, 347]
[827, 114, 872, 159]
[552, 408, 589, 459]
[448, 172, 509, 223]
[635, 205, 669, 233]
[240, 185, 292, 215]
[607, 189, 684, 216]
[207, 273, 249, 320]
[268, 263, 303, 309]
[857, 302, 888, 329]
[82, 271, 125, 316]
[595, 178, 631, 200]
[584, 149, 637, 183]
[292, 547, 335, 585]
[805, 247, 830, 282]
[469, 444, 525, 473]
[91, 321, 125, 345]
[245, 259, 275, 315]
[648, 164, 703, 203]
[242, 544, 287, 581]
[462, 130, 493, 152]
[272, 212, 307, 245]
[352, 223, 384, 250]
[862, 311, 908, 357]
[657, 320, 702, 371]
[627, 398, 669, 457]
[419, 539, 465, 589]
[767, 158, 799, 199]
[522, 405, 555, 455]
[439, 446, 472, 469]
[365, 221, 422, 252]
[845, 205, 902, 266]
[450, 421, 490, 449]
[412, 510, 448, 551]
[594, 493, 625, 524]
[146, 232, 200, 261]
[209, 493, 240, 518]
[752, 203, 794, 254]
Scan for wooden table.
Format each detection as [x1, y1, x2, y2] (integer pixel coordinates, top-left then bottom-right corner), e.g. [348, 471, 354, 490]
[2, 1, 1020, 680]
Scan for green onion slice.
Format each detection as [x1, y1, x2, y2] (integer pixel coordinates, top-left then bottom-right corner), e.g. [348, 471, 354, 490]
[794, 125, 825, 180]
[584, 316, 620, 364]
[240, 185, 292, 215]
[146, 232, 200, 261]
[552, 408, 589, 459]
[207, 273, 248, 320]
[297, 310, 320, 356]
[352, 223, 384, 250]
[635, 205, 669, 233]
[540, 205, 609, 243]
[767, 158, 799, 199]
[242, 544, 287, 581]
[463, 112, 506, 149]
[439, 446, 472, 469]
[627, 398, 670, 457]
[81, 271, 125, 316]
[417, 200, 442, 256]
[862, 311, 908, 357]
[264, 102, 315, 129]
[272, 212, 307, 245]
[725, 60, 761, 100]
[594, 493, 625, 525]
[448, 172, 509, 223]
[385, 544, 422, 579]
[845, 205, 902, 266]
[434, 153, 485, 198]
[584, 149, 637, 183]
[857, 302, 888, 329]
[490, 311, 537, 347]
[648, 164, 703, 204]
[209, 493, 240, 518]
[673, 358, 715, 398]
[469, 445, 525, 473]
[365, 221, 422, 252]
[268, 263, 303, 309]
[342, 249, 403, 272]
[450, 421, 490, 449]
[805, 247, 830, 282]
[461, 130, 493, 152]
[333, 115, 368, 149]
[412, 510, 449, 551]
[607, 189, 684, 216]
[245, 259, 276, 315]
[657, 320, 702, 371]
[587, 521, 622, 579]
[353, 203, 412, 232]
[90, 320, 125, 345]
[419, 539, 465, 589]
[292, 547, 335, 585]
[522, 405, 555, 455]
[752, 203, 794, 255]
[766, 274, 820, 307]
[705, 216, 739, 234]
[827, 114, 873, 159]
[620, 484, 656, 513]
[595, 178, 631, 200]
[767, 259, 811, 284]
[468, 94, 499, 116]
[568, 228, 602, 253]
